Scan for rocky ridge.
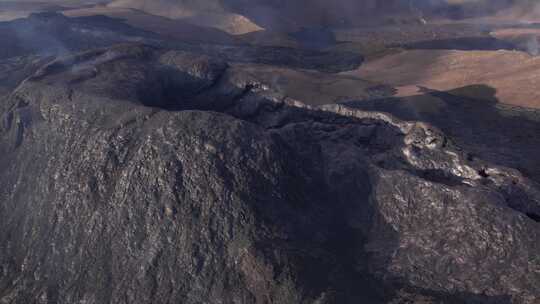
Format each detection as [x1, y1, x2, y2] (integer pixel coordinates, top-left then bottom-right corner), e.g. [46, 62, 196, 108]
[0, 44, 539, 303]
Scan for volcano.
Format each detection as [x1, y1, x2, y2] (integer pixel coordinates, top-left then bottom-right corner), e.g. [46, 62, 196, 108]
[0, 1, 539, 304]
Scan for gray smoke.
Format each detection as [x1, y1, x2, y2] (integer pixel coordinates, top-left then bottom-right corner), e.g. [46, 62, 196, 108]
[527, 36, 539, 56]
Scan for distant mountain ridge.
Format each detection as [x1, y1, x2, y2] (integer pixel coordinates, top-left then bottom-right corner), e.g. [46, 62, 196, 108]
[105, 0, 420, 31]
[105, 0, 540, 32]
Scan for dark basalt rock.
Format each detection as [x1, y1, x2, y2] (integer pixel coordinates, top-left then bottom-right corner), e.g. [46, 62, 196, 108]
[0, 12, 160, 59]
[0, 44, 539, 304]
[0, 13, 363, 74]
[344, 86, 540, 188]
[289, 27, 338, 49]
[173, 43, 363, 73]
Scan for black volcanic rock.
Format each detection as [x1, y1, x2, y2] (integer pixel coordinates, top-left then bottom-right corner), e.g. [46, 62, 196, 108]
[0, 12, 160, 59]
[344, 87, 540, 189]
[0, 44, 539, 304]
[0, 12, 363, 74]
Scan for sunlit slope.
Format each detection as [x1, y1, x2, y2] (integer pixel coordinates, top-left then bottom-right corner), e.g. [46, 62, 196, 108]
[347, 49, 540, 108]
[106, 0, 262, 34]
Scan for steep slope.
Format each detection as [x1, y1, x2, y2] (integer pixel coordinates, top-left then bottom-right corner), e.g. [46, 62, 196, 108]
[106, 0, 263, 34]
[0, 44, 539, 304]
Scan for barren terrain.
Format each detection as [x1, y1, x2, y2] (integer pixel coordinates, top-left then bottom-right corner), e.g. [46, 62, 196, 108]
[349, 49, 540, 107]
[0, 1, 539, 304]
